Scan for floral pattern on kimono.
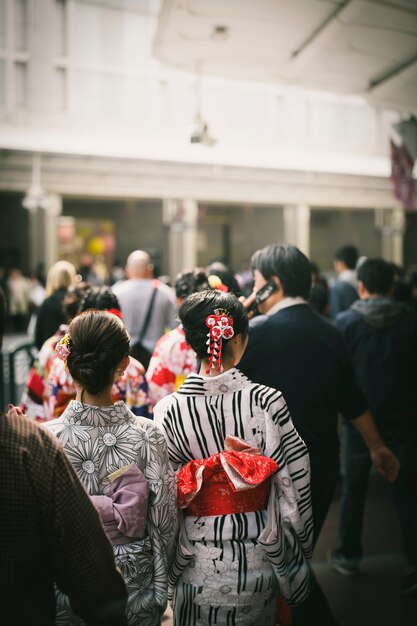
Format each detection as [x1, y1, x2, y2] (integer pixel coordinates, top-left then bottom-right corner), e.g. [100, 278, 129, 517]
[20, 325, 67, 421]
[45, 355, 152, 420]
[44, 401, 177, 626]
[146, 326, 197, 408]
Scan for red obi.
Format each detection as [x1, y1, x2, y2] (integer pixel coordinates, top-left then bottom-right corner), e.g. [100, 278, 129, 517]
[178, 444, 278, 517]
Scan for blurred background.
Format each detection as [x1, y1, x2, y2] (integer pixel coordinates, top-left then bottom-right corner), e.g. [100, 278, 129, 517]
[0, 0, 416, 285]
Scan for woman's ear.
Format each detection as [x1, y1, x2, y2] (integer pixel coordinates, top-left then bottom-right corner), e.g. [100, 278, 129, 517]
[116, 354, 130, 375]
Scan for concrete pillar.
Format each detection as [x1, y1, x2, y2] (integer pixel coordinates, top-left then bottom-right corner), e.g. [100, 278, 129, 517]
[27, 205, 44, 271]
[283, 204, 310, 257]
[376, 208, 405, 266]
[44, 194, 62, 269]
[163, 199, 198, 280]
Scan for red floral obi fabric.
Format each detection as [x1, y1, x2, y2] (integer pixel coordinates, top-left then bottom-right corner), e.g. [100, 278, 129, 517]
[178, 438, 278, 517]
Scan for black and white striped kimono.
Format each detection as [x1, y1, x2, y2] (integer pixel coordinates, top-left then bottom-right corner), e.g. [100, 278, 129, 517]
[154, 367, 313, 626]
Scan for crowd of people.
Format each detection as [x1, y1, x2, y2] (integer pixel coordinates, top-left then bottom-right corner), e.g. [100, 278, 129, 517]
[1, 242, 416, 626]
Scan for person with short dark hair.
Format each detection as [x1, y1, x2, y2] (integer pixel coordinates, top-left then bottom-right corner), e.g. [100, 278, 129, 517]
[328, 258, 417, 595]
[146, 268, 209, 407]
[154, 289, 313, 624]
[44, 309, 175, 624]
[238, 243, 399, 626]
[330, 244, 359, 319]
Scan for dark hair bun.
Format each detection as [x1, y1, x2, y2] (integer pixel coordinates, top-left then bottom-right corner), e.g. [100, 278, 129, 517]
[179, 290, 248, 360]
[175, 269, 209, 299]
[67, 310, 130, 395]
[79, 286, 120, 314]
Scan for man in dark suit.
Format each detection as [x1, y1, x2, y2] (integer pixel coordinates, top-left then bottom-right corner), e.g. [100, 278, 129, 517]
[239, 244, 399, 626]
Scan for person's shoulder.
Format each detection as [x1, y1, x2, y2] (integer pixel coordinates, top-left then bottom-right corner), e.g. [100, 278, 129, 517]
[155, 280, 175, 302]
[130, 410, 166, 439]
[335, 307, 359, 329]
[245, 377, 284, 404]
[153, 393, 176, 418]
[1, 413, 61, 455]
[112, 279, 132, 296]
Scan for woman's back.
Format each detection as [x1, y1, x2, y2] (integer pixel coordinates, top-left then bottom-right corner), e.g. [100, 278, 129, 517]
[46, 400, 175, 624]
[42, 309, 175, 625]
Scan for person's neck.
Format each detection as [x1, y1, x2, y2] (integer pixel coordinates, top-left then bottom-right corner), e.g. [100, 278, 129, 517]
[199, 357, 235, 377]
[75, 385, 113, 406]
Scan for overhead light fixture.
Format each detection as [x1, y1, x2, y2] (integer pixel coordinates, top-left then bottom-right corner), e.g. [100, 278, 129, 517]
[189, 68, 217, 147]
[212, 25, 229, 40]
[190, 111, 217, 147]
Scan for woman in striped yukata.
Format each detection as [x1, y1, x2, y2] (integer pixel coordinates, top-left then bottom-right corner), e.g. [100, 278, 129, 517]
[154, 290, 313, 626]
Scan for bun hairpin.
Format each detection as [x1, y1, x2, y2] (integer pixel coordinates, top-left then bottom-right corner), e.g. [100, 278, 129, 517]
[107, 308, 123, 319]
[56, 334, 72, 361]
[205, 308, 234, 374]
[208, 275, 228, 292]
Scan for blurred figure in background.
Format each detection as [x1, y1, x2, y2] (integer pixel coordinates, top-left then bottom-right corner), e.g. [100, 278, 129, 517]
[389, 262, 412, 305]
[45, 286, 151, 420]
[113, 250, 177, 369]
[35, 261, 77, 349]
[407, 267, 417, 311]
[330, 244, 359, 319]
[206, 260, 241, 295]
[21, 282, 90, 421]
[7, 268, 31, 332]
[146, 268, 208, 408]
[329, 258, 417, 595]
[308, 262, 329, 317]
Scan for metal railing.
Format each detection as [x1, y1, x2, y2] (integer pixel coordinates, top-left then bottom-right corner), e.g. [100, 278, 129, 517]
[1, 343, 36, 407]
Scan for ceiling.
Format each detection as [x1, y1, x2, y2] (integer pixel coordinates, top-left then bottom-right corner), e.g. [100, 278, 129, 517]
[153, 0, 417, 113]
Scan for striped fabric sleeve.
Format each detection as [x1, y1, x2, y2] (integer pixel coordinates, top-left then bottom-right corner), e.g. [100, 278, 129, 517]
[260, 386, 313, 560]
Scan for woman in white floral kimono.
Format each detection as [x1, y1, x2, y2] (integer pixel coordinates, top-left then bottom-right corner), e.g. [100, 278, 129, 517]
[44, 310, 176, 626]
[154, 290, 313, 626]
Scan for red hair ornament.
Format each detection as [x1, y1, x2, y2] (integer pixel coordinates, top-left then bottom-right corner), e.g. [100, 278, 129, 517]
[205, 309, 234, 374]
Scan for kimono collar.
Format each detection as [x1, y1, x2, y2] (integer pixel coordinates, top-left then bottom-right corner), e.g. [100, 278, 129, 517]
[177, 368, 251, 397]
[61, 400, 136, 426]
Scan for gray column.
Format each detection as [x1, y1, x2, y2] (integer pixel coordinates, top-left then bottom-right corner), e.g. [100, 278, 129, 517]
[44, 194, 62, 269]
[283, 204, 311, 257]
[375, 208, 405, 265]
[163, 199, 198, 280]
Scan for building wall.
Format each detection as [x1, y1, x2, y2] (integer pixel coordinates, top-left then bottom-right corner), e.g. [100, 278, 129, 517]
[310, 209, 382, 271]
[0, 0, 401, 174]
[63, 198, 167, 273]
[0, 1, 408, 275]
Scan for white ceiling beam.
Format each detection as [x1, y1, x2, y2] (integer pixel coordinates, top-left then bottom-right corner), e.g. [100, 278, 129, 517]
[368, 53, 417, 93]
[289, 0, 354, 68]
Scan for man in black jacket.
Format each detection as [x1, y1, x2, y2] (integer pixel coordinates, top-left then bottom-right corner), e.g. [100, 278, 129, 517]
[239, 244, 399, 625]
[328, 258, 417, 595]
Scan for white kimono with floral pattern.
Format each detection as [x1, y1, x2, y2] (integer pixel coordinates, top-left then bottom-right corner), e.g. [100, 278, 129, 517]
[154, 368, 313, 626]
[44, 401, 176, 626]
